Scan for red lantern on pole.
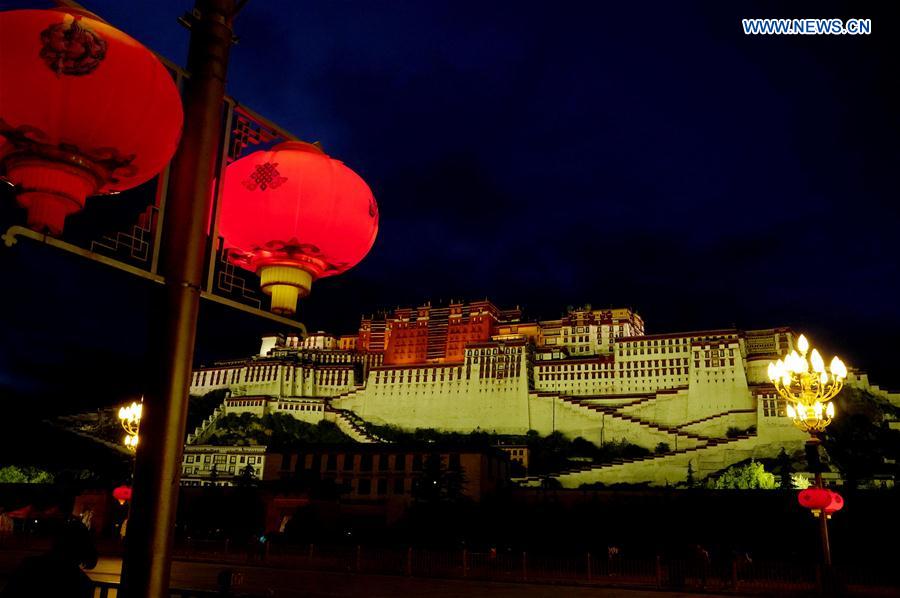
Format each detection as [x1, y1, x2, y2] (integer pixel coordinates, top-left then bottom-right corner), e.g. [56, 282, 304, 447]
[219, 141, 378, 315]
[0, 9, 183, 234]
[823, 490, 843, 516]
[797, 487, 831, 511]
[112, 484, 132, 505]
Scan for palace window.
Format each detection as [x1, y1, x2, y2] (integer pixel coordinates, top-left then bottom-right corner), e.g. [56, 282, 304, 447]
[763, 398, 786, 417]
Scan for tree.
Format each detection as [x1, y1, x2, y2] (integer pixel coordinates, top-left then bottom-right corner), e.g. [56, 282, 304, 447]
[776, 448, 793, 490]
[206, 412, 353, 447]
[236, 464, 257, 488]
[822, 388, 899, 489]
[707, 460, 776, 490]
[655, 442, 671, 454]
[413, 453, 467, 503]
[791, 473, 810, 489]
[0, 465, 54, 484]
[686, 462, 695, 488]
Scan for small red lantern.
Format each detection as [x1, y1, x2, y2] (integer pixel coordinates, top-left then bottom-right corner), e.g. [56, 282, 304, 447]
[112, 484, 132, 505]
[0, 9, 183, 234]
[823, 490, 844, 516]
[797, 487, 831, 511]
[219, 141, 378, 315]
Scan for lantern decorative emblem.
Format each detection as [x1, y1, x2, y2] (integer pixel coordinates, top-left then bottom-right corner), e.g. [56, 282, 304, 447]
[0, 9, 184, 234]
[219, 141, 378, 315]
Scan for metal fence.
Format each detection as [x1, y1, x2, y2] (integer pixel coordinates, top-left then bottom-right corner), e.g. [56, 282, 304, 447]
[90, 581, 224, 598]
[166, 540, 899, 595]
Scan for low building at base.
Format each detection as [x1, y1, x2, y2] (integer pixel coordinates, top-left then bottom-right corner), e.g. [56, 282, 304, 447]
[179, 442, 510, 504]
[181, 445, 267, 487]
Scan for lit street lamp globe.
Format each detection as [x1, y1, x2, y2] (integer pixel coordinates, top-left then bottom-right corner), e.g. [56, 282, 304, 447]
[767, 334, 846, 434]
[0, 8, 183, 234]
[118, 400, 142, 451]
[219, 141, 378, 315]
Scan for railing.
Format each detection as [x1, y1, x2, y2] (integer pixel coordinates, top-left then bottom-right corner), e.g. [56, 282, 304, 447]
[90, 582, 225, 597]
[162, 541, 899, 594]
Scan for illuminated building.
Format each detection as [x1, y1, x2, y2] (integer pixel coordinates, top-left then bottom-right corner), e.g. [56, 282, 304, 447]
[187, 301, 899, 487]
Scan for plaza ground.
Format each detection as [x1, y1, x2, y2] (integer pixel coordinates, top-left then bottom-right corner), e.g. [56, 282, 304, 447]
[0, 549, 731, 597]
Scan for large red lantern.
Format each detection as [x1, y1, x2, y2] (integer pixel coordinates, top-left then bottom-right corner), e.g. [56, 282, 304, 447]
[797, 487, 831, 511]
[0, 9, 183, 234]
[112, 484, 132, 505]
[219, 141, 378, 315]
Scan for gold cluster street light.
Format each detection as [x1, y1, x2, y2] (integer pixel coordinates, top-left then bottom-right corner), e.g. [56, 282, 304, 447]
[118, 401, 143, 451]
[768, 333, 848, 569]
[787, 402, 835, 433]
[768, 334, 847, 434]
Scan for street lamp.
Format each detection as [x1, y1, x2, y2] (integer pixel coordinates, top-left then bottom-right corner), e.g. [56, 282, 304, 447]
[3, 3, 374, 595]
[786, 401, 835, 434]
[118, 400, 143, 451]
[768, 334, 847, 567]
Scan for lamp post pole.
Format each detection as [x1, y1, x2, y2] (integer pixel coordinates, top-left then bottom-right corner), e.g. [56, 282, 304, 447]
[120, 1, 236, 596]
[806, 436, 832, 566]
[768, 334, 846, 587]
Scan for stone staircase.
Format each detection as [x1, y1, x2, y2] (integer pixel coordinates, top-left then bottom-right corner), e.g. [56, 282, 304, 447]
[556, 395, 708, 450]
[185, 398, 228, 445]
[327, 385, 366, 410]
[519, 432, 760, 488]
[325, 406, 384, 443]
[673, 408, 757, 430]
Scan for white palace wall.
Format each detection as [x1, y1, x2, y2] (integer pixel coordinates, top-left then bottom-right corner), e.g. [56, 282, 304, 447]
[189, 326, 889, 485]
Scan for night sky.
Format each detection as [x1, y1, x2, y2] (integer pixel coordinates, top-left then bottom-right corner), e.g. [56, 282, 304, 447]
[1, 0, 898, 417]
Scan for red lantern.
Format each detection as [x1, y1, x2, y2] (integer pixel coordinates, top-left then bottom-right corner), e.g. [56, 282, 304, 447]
[219, 141, 378, 315]
[823, 490, 844, 516]
[0, 9, 183, 234]
[112, 484, 132, 505]
[797, 487, 831, 510]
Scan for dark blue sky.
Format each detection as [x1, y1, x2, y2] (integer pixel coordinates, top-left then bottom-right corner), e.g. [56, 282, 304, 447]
[1, 0, 898, 411]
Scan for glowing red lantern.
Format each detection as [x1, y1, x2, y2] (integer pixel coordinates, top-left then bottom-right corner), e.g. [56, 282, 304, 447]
[0, 9, 183, 234]
[112, 484, 132, 505]
[823, 490, 843, 516]
[797, 487, 831, 511]
[219, 141, 378, 315]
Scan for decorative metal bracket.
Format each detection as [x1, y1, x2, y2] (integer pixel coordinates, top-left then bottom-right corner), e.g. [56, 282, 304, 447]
[2, 224, 306, 332]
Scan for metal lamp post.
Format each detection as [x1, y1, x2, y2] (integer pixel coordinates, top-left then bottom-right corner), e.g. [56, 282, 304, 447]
[120, 1, 237, 595]
[3, 2, 373, 594]
[768, 334, 847, 566]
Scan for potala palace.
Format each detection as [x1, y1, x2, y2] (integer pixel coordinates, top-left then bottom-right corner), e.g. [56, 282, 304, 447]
[185, 301, 898, 487]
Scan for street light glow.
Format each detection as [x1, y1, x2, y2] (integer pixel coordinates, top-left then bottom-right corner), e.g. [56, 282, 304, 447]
[118, 400, 142, 451]
[767, 334, 844, 434]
